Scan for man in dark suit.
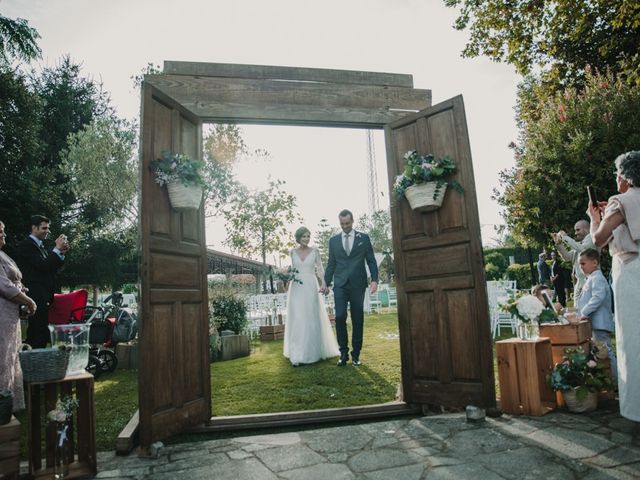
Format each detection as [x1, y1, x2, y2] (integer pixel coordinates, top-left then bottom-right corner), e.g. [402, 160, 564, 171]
[550, 251, 568, 307]
[323, 210, 378, 366]
[15, 215, 69, 348]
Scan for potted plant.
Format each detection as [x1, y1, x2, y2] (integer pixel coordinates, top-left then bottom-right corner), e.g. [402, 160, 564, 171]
[393, 150, 464, 212]
[210, 292, 251, 360]
[150, 151, 205, 210]
[548, 347, 613, 413]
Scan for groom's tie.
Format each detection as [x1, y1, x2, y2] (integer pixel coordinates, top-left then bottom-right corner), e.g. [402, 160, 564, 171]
[343, 233, 351, 256]
[37, 242, 48, 259]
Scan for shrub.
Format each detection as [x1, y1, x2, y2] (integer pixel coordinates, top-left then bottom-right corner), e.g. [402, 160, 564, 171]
[506, 263, 535, 290]
[210, 292, 248, 335]
[484, 251, 509, 280]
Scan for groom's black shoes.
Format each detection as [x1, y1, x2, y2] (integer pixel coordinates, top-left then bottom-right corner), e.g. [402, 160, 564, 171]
[337, 353, 349, 366]
[352, 356, 361, 366]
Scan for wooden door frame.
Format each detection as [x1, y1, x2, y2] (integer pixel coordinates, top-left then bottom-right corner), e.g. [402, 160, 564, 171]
[135, 61, 493, 443]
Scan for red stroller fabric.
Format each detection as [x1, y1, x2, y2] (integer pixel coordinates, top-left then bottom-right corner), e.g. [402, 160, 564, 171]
[48, 289, 89, 324]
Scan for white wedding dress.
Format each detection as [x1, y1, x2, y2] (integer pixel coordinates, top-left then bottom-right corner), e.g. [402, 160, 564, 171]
[283, 247, 340, 365]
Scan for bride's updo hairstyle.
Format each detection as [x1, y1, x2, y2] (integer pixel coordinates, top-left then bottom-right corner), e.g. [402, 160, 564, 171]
[295, 226, 311, 243]
[615, 151, 640, 187]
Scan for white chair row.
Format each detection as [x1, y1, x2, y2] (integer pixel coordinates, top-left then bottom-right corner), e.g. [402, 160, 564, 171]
[486, 280, 518, 338]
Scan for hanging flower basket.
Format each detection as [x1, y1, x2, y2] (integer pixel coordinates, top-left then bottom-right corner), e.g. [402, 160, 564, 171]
[167, 182, 203, 211]
[393, 151, 463, 213]
[404, 182, 447, 212]
[150, 151, 205, 211]
[562, 388, 598, 413]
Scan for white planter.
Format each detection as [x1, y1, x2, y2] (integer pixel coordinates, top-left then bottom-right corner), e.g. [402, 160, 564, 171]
[404, 182, 447, 212]
[167, 182, 203, 211]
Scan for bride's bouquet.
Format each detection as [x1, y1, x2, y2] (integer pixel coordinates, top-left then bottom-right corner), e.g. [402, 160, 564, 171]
[276, 267, 303, 285]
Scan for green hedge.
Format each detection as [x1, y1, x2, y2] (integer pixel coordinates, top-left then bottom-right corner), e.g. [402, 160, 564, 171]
[506, 263, 536, 290]
[210, 292, 248, 334]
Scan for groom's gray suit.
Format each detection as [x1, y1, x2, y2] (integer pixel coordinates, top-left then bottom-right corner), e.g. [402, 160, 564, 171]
[324, 230, 378, 361]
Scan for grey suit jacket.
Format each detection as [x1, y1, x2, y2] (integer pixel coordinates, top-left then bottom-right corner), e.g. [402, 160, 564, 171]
[576, 269, 614, 332]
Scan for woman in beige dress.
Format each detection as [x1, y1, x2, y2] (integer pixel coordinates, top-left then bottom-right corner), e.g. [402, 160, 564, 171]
[0, 220, 37, 411]
[588, 151, 640, 441]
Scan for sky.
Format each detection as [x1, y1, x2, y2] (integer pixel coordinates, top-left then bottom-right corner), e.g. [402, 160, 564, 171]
[4, 0, 521, 257]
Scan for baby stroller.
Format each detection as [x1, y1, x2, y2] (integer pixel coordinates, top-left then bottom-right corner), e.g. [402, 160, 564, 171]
[49, 290, 138, 378]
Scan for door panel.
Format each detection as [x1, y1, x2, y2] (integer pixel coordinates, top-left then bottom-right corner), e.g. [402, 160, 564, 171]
[139, 83, 211, 448]
[385, 95, 495, 408]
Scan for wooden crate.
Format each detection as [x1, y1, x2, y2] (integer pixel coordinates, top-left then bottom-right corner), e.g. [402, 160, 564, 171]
[496, 338, 556, 416]
[539, 321, 591, 344]
[26, 372, 97, 479]
[0, 416, 20, 480]
[260, 324, 285, 341]
[550, 340, 591, 366]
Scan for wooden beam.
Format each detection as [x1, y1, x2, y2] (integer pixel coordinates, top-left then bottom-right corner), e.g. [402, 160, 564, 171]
[164, 61, 415, 88]
[115, 410, 139, 455]
[145, 74, 431, 127]
[185, 402, 420, 433]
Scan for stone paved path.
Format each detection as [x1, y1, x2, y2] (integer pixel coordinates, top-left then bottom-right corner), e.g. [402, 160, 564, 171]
[36, 410, 640, 479]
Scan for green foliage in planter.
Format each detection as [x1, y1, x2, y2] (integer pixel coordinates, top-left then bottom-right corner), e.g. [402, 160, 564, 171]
[210, 292, 248, 335]
[548, 348, 613, 400]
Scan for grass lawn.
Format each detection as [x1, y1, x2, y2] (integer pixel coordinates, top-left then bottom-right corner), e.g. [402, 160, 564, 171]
[17, 312, 515, 455]
[212, 312, 402, 415]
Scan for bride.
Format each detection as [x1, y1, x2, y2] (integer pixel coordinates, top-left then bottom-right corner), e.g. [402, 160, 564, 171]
[283, 227, 340, 366]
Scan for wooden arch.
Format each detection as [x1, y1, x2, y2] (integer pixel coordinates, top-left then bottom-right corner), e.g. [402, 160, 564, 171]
[137, 61, 495, 449]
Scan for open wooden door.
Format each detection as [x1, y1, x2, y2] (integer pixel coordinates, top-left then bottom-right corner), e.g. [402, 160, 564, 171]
[385, 95, 495, 409]
[138, 83, 211, 449]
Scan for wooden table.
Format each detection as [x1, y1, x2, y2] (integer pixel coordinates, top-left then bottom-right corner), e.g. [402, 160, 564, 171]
[0, 415, 20, 480]
[496, 338, 556, 416]
[26, 372, 96, 479]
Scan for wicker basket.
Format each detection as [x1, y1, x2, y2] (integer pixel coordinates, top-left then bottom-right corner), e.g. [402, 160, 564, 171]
[167, 182, 203, 211]
[404, 182, 447, 212]
[0, 389, 12, 425]
[19, 346, 70, 383]
[562, 388, 598, 413]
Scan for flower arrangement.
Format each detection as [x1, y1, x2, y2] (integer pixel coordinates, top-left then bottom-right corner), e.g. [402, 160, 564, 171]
[47, 396, 79, 423]
[276, 266, 303, 285]
[393, 150, 464, 199]
[548, 347, 613, 400]
[149, 150, 205, 187]
[500, 293, 543, 323]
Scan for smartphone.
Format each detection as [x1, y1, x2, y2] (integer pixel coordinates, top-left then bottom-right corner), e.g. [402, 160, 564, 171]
[587, 186, 598, 206]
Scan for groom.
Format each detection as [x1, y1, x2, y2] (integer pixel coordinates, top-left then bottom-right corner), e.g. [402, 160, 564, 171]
[323, 209, 378, 366]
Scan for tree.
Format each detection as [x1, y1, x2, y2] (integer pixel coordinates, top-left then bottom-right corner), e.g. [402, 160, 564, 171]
[60, 116, 138, 229]
[444, 0, 640, 87]
[0, 67, 48, 248]
[223, 179, 302, 267]
[356, 210, 392, 253]
[202, 124, 248, 218]
[493, 69, 640, 246]
[60, 227, 137, 290]
[314, 218, 337, 263]
[0, 14, 41, 65]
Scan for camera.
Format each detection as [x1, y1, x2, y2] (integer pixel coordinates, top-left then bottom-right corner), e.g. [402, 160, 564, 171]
[19, 304, 29, 318]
